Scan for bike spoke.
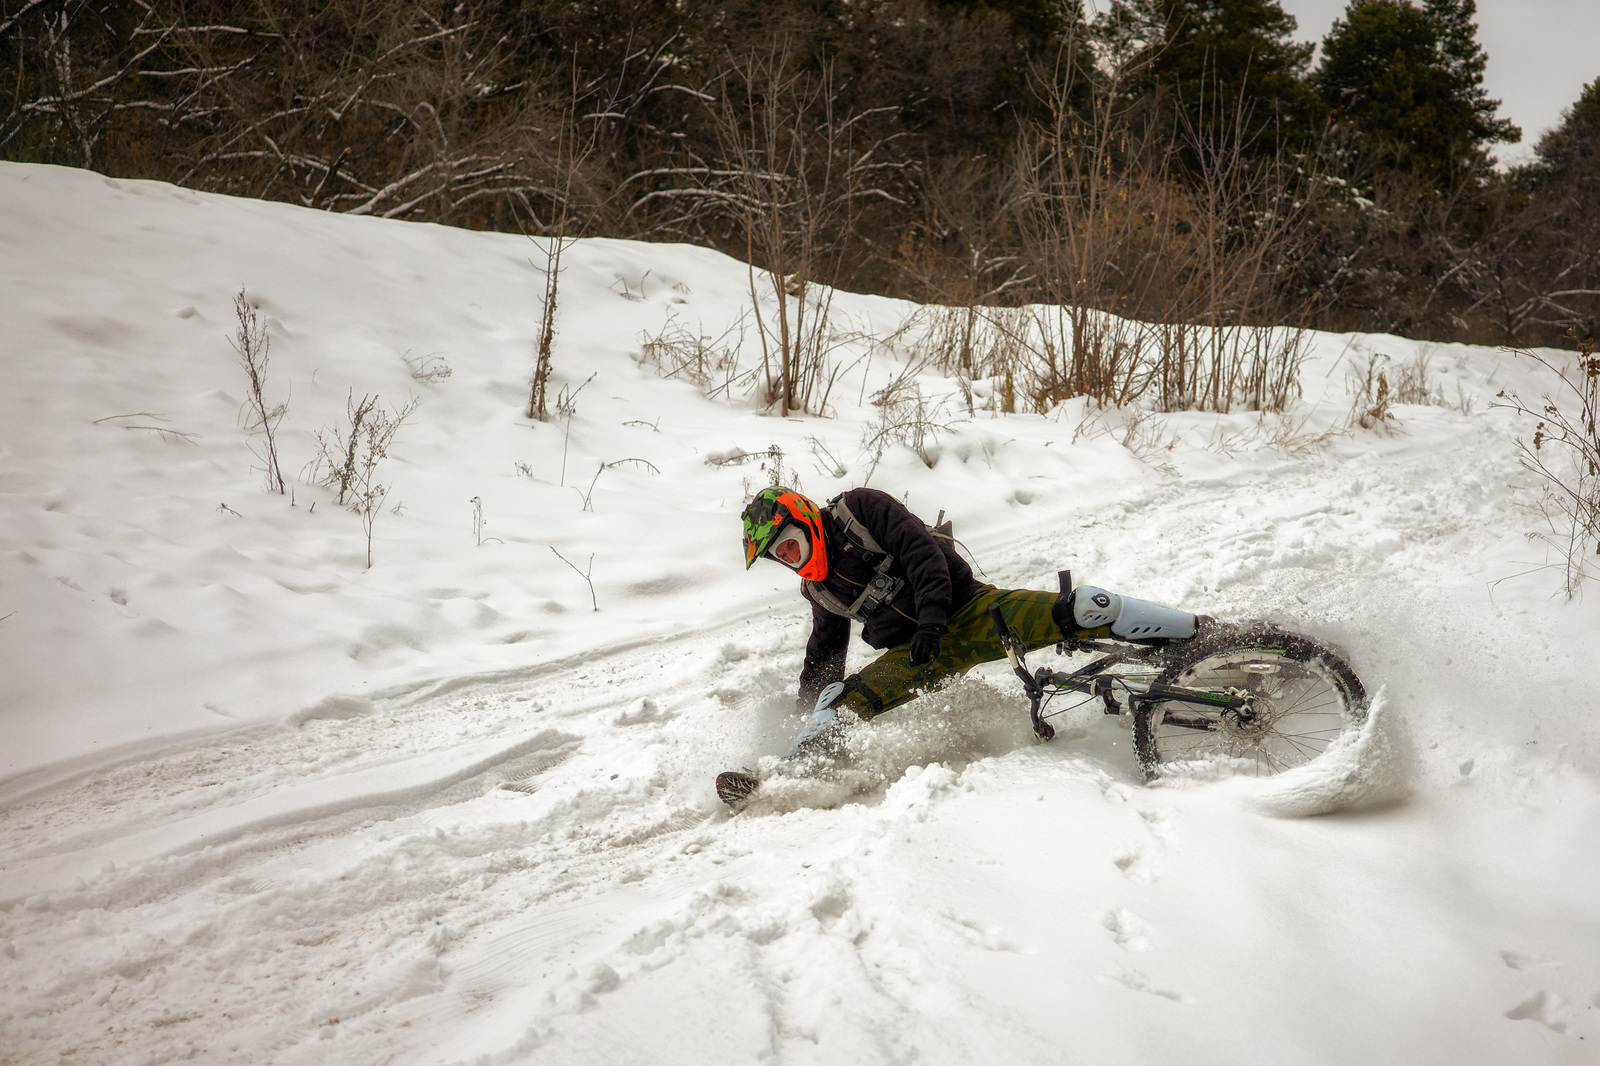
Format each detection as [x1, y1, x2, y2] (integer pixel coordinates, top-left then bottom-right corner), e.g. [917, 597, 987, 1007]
[1149, 642, 1365, 777]
[1272, 734, 1324, 761]
[1263, 747, 1292, 773]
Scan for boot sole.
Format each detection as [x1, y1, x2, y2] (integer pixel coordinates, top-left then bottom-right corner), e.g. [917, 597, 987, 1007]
[716, 770, 761, 807]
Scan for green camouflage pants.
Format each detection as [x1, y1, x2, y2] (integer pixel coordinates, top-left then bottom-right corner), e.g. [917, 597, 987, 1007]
[836, 584, 1064, 719]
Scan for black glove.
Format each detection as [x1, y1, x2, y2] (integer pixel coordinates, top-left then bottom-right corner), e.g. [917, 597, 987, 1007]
[908, 622, 946, 667]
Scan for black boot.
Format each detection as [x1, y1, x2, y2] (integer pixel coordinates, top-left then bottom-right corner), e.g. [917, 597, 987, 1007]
[716, 770, 761, 806]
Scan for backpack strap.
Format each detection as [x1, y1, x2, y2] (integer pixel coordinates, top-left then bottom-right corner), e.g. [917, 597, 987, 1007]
[807, 495, 904, 622]
[825, 494, 887, 558]
[807, 493, 961, 623]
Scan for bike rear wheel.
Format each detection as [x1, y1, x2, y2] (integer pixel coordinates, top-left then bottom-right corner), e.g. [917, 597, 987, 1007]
[1133, 625, 1368, 780]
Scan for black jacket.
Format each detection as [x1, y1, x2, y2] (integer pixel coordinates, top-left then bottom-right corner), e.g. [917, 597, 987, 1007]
[797, 487, 979, 702]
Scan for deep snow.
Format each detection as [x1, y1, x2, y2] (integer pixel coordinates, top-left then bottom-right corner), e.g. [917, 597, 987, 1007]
[2, 162, 1598, 1064]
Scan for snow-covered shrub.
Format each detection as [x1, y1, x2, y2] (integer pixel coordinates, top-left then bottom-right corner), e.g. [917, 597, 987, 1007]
[1495, 335, 1600, 595]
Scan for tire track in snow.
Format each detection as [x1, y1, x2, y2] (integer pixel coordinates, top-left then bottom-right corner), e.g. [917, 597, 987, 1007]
[0, 615, 812, 1066]
[1, 411, 1588, 1065]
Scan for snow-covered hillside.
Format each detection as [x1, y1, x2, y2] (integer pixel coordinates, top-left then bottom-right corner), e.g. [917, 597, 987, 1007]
[2, 162, 1597, 1064]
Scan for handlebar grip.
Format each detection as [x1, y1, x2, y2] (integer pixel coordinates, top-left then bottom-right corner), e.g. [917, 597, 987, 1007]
[987, 603, 1008, 639]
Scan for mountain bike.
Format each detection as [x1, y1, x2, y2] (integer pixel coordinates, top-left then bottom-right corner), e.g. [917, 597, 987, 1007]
[716, 576, 1370, 805]
[988, 576, 1369, 781]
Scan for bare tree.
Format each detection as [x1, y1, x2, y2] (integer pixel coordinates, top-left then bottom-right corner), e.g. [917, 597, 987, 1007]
[0, 2, 238, 172]
[1015, 41, 1186, 408]
[707, 43, 903, 416]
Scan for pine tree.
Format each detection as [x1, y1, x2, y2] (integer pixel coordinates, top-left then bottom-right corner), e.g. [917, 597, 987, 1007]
[1510, 79, 1600, 342]
[929, 0, 1085, 48]
[1098, 0, 1321, 150]
[1313, 0, 1518, 187]
[1527, 78, 1600, 185]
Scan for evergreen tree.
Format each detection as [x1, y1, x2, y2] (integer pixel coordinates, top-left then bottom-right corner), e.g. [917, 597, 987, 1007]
[1509, 78, 1600, 342]
[928, 0, 1084, 48]
[1527, 77, 1600, 185]
[1313, 0, 1518, 187]
[1099, 0, 1321, 149]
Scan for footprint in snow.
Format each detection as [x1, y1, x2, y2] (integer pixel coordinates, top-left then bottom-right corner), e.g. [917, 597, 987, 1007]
[1113, 846, 1161, 884]
[1137, 807, 1178, 845]
[1503, 990, 1569, 1033]
[943, 911, 1024, 953]
[1105, 968, 1192, 1004]
[1499, 949, 1559, 971]
[1102, 907, 1151, 953]
[811, 887, 852, 931]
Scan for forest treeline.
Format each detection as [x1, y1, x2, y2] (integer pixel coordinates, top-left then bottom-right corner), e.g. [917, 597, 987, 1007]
[4, 0, 1596, 347]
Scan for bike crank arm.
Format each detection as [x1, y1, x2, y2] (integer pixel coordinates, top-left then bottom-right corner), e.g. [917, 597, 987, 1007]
[988, 604, 1037, 693]
[1026, 692, 1055, 742]
[988, 604, 1054, 741]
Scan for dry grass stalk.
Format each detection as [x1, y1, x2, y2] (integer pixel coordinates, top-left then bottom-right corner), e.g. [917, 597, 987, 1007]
[1494, 332, 1600, 595]
[311, 392, 419, 567]
[230, 291, 287, 494]
[638, 315, 757, 400]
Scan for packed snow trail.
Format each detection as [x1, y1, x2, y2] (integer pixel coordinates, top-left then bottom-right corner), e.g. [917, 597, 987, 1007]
[3, 163, 1599, 1064]
[6, 436, 1596, 1064]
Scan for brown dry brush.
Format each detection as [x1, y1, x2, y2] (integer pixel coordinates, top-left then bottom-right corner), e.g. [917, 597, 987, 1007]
[310, 390, 377, 506]
[637, 314, 756, 400]
[910, 304, 1029, 414]
[1015, 36, 1330, 415]
[1350, 353, 1394, 431]
[1014, 46, 1182, 410]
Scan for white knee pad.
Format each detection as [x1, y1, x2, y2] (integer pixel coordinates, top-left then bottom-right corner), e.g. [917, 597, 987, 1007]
[1072, 585, 1197, 640]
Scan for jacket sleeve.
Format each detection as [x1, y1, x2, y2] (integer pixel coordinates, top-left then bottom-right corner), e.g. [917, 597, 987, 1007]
[798, 591, 850, 705]
[847, 488, 953, 629]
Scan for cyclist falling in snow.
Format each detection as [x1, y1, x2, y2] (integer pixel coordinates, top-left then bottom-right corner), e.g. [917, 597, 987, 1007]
[717, 485, 1202, 806]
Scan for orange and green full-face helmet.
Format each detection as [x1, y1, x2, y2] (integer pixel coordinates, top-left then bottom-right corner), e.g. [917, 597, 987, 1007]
[740, 486, 828, 580]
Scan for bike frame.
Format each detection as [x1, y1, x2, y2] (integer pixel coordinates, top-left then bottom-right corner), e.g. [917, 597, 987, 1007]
[985, 603, 1253, 743]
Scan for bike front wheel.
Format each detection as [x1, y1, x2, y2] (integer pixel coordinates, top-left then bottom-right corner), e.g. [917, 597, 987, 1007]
[1133, 625, 1368, 780]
